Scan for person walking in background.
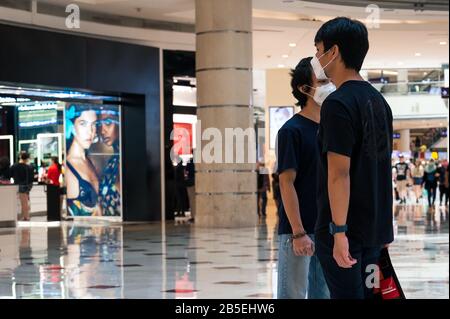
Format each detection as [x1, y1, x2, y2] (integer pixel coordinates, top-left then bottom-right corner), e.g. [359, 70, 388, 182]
[423, 159, 439, 208]
[257, 161, 270, 218]
[438, 160, 449, 206]
[445, 163, 449, 206]
[174, 157, 187, 217]
[276, 56, 331, 299]
[312, 17, 394, 299]
[0, 156, 11, 184]
[411, 158, 424, 204]
[271, 172, 281, 216]
[10, 152, 34, 221]
[185, 157, 196, 223]
[394, 154, 410, 204]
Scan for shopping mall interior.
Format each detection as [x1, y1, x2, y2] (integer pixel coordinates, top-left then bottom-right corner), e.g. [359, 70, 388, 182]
[0, 0, 448, 300]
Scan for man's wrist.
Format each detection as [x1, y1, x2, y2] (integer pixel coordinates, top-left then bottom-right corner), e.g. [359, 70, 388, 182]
[292, 229, 307, 239]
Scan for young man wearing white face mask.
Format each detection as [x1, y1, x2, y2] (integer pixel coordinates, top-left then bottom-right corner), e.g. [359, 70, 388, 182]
[312, 17, 394, 299]
[275, 57, 333, 299]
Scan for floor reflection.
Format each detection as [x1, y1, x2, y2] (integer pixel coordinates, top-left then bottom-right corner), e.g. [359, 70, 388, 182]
[0, 204, 448, 299]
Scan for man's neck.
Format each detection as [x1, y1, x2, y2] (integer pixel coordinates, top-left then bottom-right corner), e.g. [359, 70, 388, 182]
[298, 102, 320, 124]
[331, 68, 364, 89]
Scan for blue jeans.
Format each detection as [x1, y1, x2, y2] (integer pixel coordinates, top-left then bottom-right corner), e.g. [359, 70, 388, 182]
[277, 234, 330, 299]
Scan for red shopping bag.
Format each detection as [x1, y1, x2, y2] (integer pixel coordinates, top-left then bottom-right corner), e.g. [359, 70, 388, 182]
[374, 247, 406, 299]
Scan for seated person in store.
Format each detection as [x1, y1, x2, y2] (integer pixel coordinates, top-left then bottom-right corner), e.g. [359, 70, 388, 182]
[98, 107, 121, 216]
[65, 105, 101, 216]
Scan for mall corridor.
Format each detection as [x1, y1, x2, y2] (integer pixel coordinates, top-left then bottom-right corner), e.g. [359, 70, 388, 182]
[0, 203, 447, 299]
[0, 0, 449, 307]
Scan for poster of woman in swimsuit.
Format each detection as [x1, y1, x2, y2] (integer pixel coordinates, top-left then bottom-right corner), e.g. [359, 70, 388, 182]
[65, 104, 122, 218]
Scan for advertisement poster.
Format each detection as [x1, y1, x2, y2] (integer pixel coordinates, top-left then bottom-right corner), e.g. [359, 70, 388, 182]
[173, 122, 193, 155]
[37, 133, 62, 166]
[65, 104, 121, 218]
[269, 107, 294, 149]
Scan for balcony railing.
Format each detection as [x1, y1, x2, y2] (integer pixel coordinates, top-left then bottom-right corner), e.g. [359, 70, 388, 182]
[371, 81, 445, 96]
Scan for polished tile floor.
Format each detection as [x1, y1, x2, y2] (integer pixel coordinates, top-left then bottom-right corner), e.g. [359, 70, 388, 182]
[0, 203, 448, 299]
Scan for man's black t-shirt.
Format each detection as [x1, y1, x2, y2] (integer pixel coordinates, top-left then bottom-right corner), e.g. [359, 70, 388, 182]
[316, 80, 394, 247]
[395, 162, 409, 181]
[10, 163, 34, 186]
[276, 114, 319, 235]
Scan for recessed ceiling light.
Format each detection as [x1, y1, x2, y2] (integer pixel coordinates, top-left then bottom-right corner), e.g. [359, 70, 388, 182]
[282, 54, 289, 58]
[440, 41, 447, 45]
[415, 52, 421, 56]
[278, 64, 285, 68]
[289, 43, 297, 47]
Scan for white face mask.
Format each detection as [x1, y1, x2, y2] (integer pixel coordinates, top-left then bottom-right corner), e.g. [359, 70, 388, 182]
[304, 82, 336, 106]
[310, 50, 336, 80]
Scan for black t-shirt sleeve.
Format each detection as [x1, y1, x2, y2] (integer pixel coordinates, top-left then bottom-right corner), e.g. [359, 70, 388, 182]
[321, 99, 355, 157]
[276, 127, 301, 174]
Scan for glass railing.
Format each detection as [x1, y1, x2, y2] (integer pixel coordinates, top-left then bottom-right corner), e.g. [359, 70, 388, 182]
[371, 81, 445, 96]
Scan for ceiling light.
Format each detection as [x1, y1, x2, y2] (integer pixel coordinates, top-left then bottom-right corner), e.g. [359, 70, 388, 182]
[278, 64, 285, 68]
[288, 43, 296, 47]
[439, 41, 447, 45]
[415, 52, 421, 56]
[397, 62, 404, 65]
[282, 54, 289, 58]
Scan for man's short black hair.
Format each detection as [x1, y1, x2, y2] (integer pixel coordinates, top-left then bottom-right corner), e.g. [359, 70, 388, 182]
[20, 151, 30, 161]
[314, 17, 369, 72]
[290, 57, 313, 109]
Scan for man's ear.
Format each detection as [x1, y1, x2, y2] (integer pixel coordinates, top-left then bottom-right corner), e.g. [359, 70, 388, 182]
[331, 44, 340, 59]
[298, 84, 308, 94]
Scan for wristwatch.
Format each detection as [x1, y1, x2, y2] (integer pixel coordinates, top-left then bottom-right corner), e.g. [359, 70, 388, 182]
[329, 222, 348, 235]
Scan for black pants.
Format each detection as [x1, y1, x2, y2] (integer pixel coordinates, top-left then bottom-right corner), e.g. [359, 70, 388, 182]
[315, 232, 382, 299]
[174, 185, 187, 214]
[426, 186, 437, 206]
[439, 185, 449, 205]
[257, 191, 267, 216]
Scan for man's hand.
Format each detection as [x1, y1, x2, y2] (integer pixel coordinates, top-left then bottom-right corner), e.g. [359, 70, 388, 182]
[333, 233, 357, 268]
[293, 235, 314, 256]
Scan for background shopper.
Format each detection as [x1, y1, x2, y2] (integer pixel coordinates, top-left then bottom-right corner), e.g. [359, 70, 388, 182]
[394, 154, 410, 204]
[185, 157, 196, 223]
[257, 161, 270, 218]
[174, 158, 187, 217]
[271, 173, 281, 216]
[438, 161, 448, 206]
[423, 159, 438, 208]
[10, 151, 34, 221]
[411, 158, 424, 204]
